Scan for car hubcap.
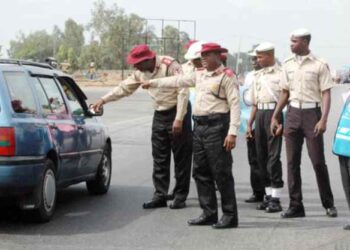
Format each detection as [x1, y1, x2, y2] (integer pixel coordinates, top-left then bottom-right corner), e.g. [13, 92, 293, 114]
[101, 155, 110, 186]
[43, 169, 56, 212]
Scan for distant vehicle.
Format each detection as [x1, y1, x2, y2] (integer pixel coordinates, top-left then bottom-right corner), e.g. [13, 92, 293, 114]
[0, 59, 112, 222]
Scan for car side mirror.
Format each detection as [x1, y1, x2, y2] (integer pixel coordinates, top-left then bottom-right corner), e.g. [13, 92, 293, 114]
[87, 104, 104, 116]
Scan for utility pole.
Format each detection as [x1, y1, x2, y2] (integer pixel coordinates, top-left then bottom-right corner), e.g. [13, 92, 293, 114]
[235, 36, 241, 75]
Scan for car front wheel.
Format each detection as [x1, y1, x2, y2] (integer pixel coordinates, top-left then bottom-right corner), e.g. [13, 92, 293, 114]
[86, 145, 112, 195]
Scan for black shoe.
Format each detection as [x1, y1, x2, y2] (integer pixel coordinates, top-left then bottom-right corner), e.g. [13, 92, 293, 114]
[256, 195, 271, 210]
[165, 193, 175, 201]
[245, 194, 264, 203]
[188, 213, 218, 226]
[212, 215, 238, 229]
[169, 201, 186, 209]
[265, 198, 282, 213]
[142, 199, 167, 209]
[326, 207, 337, 218]
[343, 224, 350, 230]
[281, 206, 305, 218]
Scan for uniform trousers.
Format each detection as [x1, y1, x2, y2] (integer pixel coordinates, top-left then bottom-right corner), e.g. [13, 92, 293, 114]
[284, 106, 334, 208]
[151, 104, 193, 202]
[192, 113, 238, 217]
[338, 156, 350, 209]
[255, 109, 284, 189]
[246, 130, 265, 196]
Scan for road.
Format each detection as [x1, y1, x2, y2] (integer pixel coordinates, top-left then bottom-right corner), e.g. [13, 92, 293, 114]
[0, 85, 350, 250]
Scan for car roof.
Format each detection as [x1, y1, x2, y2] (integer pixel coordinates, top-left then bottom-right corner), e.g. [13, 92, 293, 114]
[0, 59, 87, 100]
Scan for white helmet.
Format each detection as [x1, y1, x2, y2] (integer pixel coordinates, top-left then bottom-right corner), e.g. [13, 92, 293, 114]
[184, 41, 204, 60]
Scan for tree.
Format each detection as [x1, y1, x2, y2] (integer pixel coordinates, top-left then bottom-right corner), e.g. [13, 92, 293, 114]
[63, 19, 85, 57]
[161, 25, 190, 62]
[9, 31, 54, 61]
[79, 41, 103, 68]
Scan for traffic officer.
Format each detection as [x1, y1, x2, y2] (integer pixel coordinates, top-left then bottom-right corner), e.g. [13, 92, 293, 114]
[142, 42, 240, 229]
[165, 41, 204, 201]
[247, 42, 284, 213]
[182, 41, 203, 74]
[92, 44, 193, 210]
[271, 29, 337, 218]
[244, 49, 265, 203]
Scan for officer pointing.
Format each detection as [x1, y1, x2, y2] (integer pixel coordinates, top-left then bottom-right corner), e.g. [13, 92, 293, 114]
[92, 44, 193, 210]
[142, 42, 240, 229]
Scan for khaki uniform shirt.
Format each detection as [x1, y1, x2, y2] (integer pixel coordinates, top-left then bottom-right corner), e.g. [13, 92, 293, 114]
[182, 61, 196, 74]
[250, 64, 282, 105]
[102, 56, 189, 121]
[149, 65, 240, 136]
[280, 53, 334, 103]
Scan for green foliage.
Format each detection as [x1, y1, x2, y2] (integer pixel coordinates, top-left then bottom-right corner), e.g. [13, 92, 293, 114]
[8, 0, 193, 69]
[9, 30, 54, 61]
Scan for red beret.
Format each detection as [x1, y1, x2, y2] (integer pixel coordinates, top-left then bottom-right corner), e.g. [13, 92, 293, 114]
[201, 43, 228, 54]
[127, 44, 156, 65]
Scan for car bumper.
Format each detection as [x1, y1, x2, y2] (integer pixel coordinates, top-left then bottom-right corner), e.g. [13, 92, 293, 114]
[0, 156, 45, 195]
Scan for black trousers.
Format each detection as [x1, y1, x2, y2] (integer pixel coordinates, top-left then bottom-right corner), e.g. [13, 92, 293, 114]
[246, 130, 265, 196]
[339, 156, 350, 210]
[255, 109, 284, 189]
[152, 104, 193, 202]
[192, 113, 238, 217]
[284, 106, 334, 208]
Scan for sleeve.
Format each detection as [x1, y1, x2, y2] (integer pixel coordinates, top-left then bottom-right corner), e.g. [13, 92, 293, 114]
[319, 63, 334, 92]
[249, 76, 257, 105]
[168, 61, 190, 121]
[149, 72, 196, 88]
[101, 72, 140, 103]
[224, 76, 241, 136]
[280, 66, 290, 91]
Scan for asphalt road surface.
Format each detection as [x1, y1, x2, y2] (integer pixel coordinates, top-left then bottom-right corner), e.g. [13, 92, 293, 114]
[0, 85, 350, 250]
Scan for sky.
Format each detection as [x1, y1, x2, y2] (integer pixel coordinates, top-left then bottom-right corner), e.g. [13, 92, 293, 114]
[1, 0, 349, 70]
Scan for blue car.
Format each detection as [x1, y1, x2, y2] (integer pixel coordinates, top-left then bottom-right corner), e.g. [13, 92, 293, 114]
[0, 59, 112, 222]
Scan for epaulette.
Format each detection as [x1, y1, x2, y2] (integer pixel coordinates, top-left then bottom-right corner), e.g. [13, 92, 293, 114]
[161, 56, 175, 66]
[223, 68, 236, 77]
[313, 56, 327, 65]
[284, 56, 294, 63]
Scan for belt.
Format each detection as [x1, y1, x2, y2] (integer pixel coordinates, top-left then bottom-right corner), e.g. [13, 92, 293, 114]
[155, 106, 177, 115]
[290, 101, 320, 109]
[193, 113, 229, 126]
[257, 102, 276, 110]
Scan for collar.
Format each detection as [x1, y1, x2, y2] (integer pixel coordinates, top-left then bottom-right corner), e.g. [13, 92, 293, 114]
[205, 64, 225, 76]
[263, 63, 279, 73]
[293, 52, 315, 63]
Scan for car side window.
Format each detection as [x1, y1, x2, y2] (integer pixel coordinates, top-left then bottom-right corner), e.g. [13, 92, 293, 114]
[4, 72, 37, 114]
[33, 78, 52, 114]
[59, 78, 85, 116]
[38, 78, 67, 115]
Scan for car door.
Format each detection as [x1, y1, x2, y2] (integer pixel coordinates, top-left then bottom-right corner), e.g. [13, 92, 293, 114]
[57, 77, 104, 176]
[33, 77, 80, 181]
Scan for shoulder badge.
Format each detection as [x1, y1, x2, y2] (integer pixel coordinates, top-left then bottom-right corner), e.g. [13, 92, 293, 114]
[161, 57, 175, 66]
[223, 68, 235, 77]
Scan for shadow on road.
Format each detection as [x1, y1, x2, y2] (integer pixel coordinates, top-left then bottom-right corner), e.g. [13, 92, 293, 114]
[0, 184, 153, 235]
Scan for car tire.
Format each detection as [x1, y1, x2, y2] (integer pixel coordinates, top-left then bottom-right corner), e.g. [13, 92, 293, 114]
[86, 145, 112, 195]
[32, 158, 57, 223]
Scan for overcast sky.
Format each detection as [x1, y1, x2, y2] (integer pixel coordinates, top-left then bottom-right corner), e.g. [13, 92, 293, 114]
[1, 0, 349, 69]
